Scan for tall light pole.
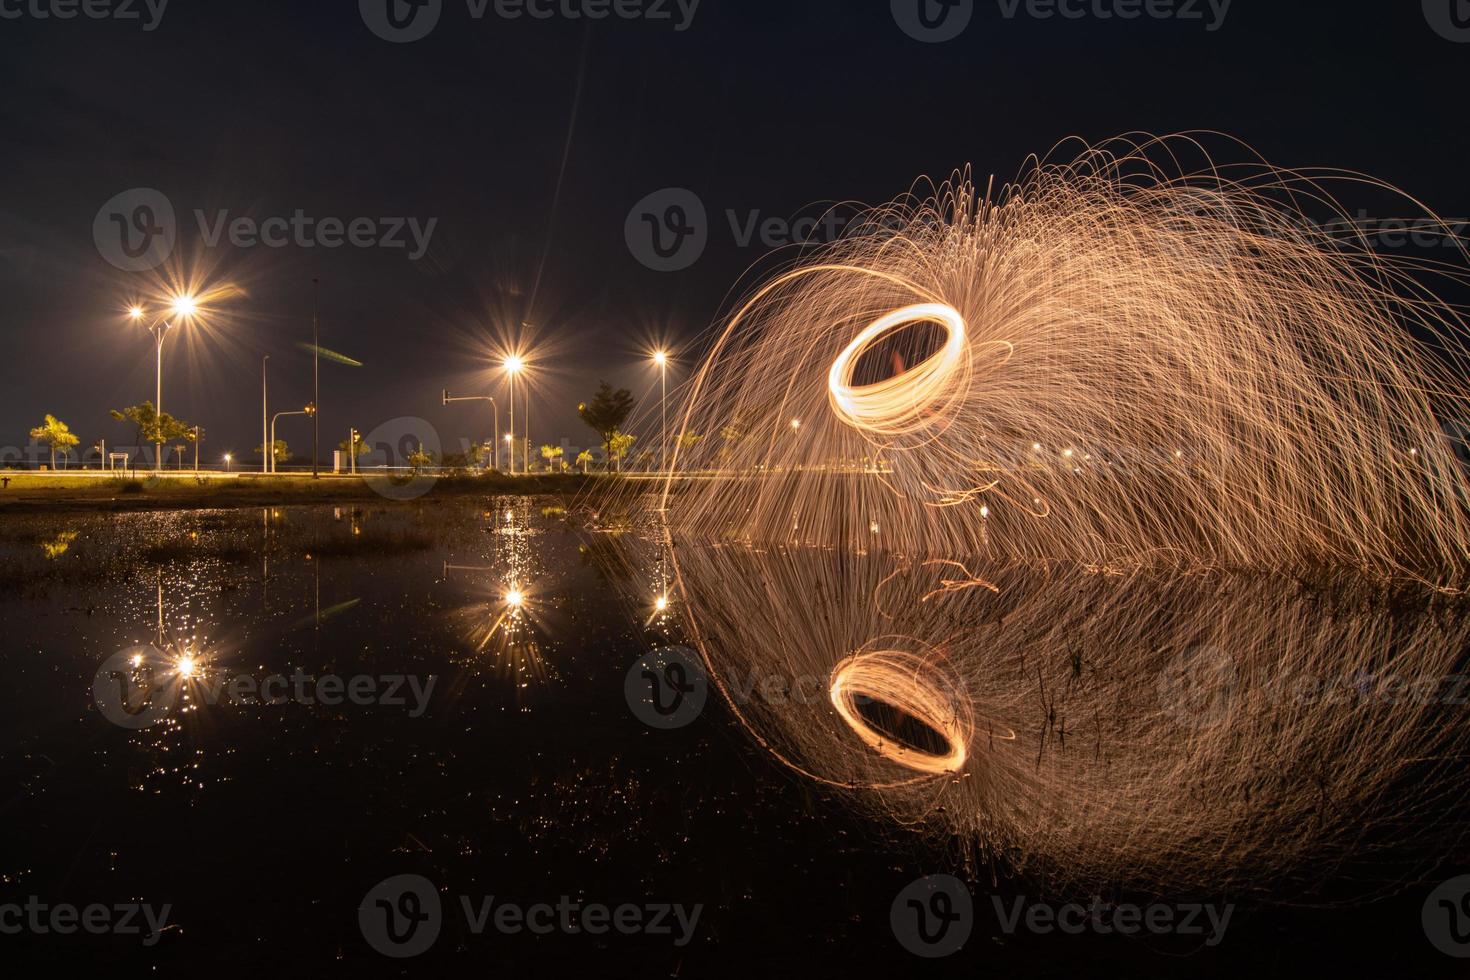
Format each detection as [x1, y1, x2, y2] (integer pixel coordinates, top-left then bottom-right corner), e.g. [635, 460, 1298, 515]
[504, 355, 524, 474]
[312, 278, 320, 479]
[261, 354, 270, 474]
[129, 295, 196, 472]
[653, 350, 668, 474]
[443, 390, 499, 471]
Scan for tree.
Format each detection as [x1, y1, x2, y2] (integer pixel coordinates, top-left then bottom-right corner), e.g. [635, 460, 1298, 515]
[29, 414, 80, 470]
[407, 443, 435, 473]
[256, 440, 290, 467]
[338, 434, 370, 458]
[578, 382, 636, 466]
[576, 450, 593, 474]
[111, 402, 161, 449]
[111, 402, 194, 467]
[470, 440, 498, 470]
[540, 444, 565, 472]
[608, 432, 637, 472]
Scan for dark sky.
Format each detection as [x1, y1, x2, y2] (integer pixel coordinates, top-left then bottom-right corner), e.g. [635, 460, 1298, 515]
[2, 1, 1467, 466]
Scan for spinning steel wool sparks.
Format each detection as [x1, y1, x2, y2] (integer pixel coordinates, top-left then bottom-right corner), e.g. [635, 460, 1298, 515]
[659, 135, 1470, 583]
[592, 136, 1470, 895]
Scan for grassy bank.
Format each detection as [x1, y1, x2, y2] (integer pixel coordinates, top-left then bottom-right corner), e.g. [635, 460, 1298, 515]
[0, 472, 606, 515]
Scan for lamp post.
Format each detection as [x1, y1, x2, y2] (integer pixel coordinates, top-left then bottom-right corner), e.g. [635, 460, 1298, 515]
[504, 355, 524, 474]
[223, 453, 233, 473]
[270, 404, 316, 473]
[129, 295, 197, 472]
[653, 350, 668, 475]
[311, 277, 320, 480]
[261, 354, 270, 474]
[443, 390, 499, 471]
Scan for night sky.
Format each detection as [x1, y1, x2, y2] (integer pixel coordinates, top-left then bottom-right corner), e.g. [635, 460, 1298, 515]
[2, 1, 1467, 465]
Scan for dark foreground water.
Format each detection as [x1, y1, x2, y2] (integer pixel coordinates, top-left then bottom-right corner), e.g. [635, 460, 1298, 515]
[0, 499, 1465, 977]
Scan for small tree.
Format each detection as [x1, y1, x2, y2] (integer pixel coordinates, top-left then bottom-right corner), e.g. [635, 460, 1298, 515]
[576, 450, 593, 474]
[338, 434, 370, 460]
[578, 382, 635, 468]
[29, 414, 80, 469]
[256, 440, 290, 467]
[540, 444, 565, 472]
[407, 443, 435, 473]
[111, 402, 194, 469]
[608, 432, 637, 472]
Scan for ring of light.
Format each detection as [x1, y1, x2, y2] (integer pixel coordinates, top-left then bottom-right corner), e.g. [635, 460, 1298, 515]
[827, 302, 968, 436]
[829, 649, 969, 775]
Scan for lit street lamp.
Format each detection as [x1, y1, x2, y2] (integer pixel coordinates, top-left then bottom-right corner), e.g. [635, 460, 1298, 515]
[504, 355, 525, 474]
[128, 294, 198, 472]
[653, 349, 669, 475]
[223, 452, 233, 473]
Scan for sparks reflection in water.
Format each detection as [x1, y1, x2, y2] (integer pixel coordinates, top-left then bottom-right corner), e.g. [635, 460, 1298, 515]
[654, 134, 1470, 582]
[656, 540, 1470, 895]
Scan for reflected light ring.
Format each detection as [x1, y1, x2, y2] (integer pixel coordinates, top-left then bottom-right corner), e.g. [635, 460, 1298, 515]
[829, 649, 969, 775]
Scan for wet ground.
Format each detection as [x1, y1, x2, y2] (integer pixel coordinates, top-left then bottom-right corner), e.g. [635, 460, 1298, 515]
[0, 499, 1465, 977]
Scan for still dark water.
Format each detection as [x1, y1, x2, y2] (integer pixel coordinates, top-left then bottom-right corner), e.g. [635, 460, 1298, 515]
[0, 499, 1464, 977]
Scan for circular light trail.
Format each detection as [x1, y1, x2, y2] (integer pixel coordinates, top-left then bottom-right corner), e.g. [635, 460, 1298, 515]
[827, 302, 968, 436]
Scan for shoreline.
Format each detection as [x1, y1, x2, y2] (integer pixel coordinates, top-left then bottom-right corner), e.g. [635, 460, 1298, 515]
[0, 472, 609, 516]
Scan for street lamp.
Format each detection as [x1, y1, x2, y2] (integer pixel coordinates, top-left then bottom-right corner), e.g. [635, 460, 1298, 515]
[269, 404, 316, 474]
[653, 350, 669, 475]
[443, 389, 499, 471]
[129, 294, 198, 472]
[504, 355, 525, 474]
[223, 453, 233, 473]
